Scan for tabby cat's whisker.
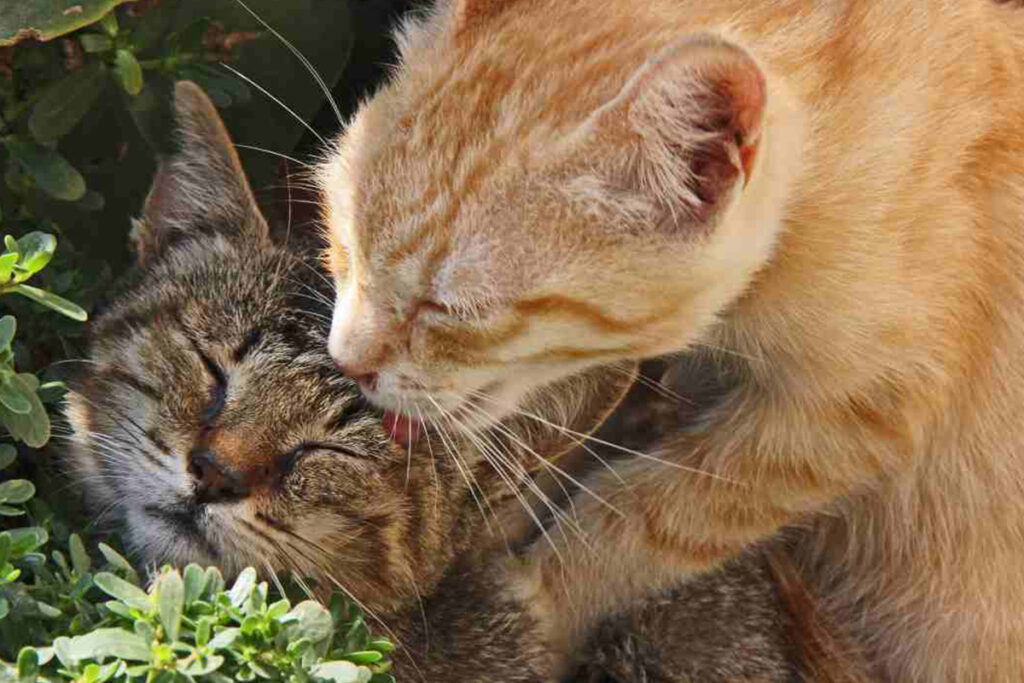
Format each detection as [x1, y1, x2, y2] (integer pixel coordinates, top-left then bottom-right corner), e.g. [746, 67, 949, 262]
[272, 529, 412, 673]
[229, 0, 345, 127]
[233, 143, 311, 169]
[218, 63, 326, 145]
[403, 397, 413, 491]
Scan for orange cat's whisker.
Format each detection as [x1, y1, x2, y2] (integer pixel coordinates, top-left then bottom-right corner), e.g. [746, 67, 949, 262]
[422, 397, 498, 535]
[471, 391, 744, 487]
[438, 400, 577, 568]
[460, 395, 626, 527]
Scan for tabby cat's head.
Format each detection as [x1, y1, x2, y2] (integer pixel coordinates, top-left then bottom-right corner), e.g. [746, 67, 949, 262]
[64, 81, 629, 611]
[319, 0, 801, 426]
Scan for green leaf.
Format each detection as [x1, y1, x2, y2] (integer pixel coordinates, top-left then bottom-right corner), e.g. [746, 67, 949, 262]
[67, 628, 151, 662]
[157, 570, 184, 642]
[12, 232, 55, 278]
[286, 601, 334, 645]
[28, 64, 108, 142]
[206, 628, 239, 651]
[3, 235, 17, 253]
[113, 50, 143, 96]
[203, 567, 225, 596]
[36, 600, 63, 618]
[37, 381, 67, 405]
[0, 479, 35, 504]
[79, 34, 114, 53]
[69, 533, 91, 575]
[9, 284, 87, 321]
[13, 232, 55, 278]
[0, 1, 139, 46]
[0, 374, 50, 447]
[0, 596, 8, 620]
[195, 617, 212, 647]
[0, 374, 32, 415]
[310, 662, 364, 683]
[52, 637, 73, 668]
[0, 254, 16, 284]
[0, 444, 15, 469]
[180, 654, 224, 676]
[2, 139, 86, 201]
[227, 567, 257, 608]
[0, 532, 10, 564]
[0, 317, 14, 349]
[93, 572, 152, 611]
[182, 564, 206, 604]
[5, 526, 47, 557]
[366, 639, 395, 654]
[266, 599, 290, 621]
[343, 651, 383, 666]
[98, 543, 140, 584]
[0, 505, 23, 516]
[98, 10, 119, 37]
[16, 647, 38, 682]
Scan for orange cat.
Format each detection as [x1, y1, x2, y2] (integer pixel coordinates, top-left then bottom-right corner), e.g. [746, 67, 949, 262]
[318, 1, 1024, 680]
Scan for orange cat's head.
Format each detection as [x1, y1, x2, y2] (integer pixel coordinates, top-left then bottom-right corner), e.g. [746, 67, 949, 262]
[319, 0, 800, 426]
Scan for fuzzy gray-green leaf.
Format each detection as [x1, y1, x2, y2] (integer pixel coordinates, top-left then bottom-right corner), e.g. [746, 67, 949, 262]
[157, 569, 184, 642]
[29, 64, 108, 142]
[113, 50, 143, 96]
[93, 572, 151, 611]
[0, 374, 33, 415]
[0, 479, 35, 504]
[2, 138, 86, 201]
[9, 284, 87, 321]
[67, 628, 151, 662]
[0, 317, 14, 349]
[69, 533, 91, 575]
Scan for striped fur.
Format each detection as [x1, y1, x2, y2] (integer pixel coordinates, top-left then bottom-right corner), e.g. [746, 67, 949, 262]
[319, 1, 1024, 680]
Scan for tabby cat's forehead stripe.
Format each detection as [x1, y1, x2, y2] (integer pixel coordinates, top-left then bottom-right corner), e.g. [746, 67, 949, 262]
[98, 369, 161, 403]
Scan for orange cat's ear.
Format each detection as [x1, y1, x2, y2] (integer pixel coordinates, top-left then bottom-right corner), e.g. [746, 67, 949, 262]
[131, 81, 270, 265]
[587, 34, 766, 227]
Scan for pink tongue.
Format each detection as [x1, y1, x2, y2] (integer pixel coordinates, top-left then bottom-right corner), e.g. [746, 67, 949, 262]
[382, 410, 422, 447]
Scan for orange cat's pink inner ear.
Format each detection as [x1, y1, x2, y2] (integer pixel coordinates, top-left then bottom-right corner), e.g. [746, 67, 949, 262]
[593, 34, 767, 223]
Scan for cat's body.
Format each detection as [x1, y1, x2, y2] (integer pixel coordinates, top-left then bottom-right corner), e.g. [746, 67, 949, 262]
[65, 82, 815, 682]
[319, 1, 1024, 680]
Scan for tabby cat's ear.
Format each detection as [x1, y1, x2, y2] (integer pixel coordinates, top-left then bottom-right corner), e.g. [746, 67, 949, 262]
[585, 34, 766, 228]
[131, 81, 269, 265]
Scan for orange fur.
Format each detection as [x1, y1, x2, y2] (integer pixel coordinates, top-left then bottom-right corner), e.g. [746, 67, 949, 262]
[318, 1, 1024, 679]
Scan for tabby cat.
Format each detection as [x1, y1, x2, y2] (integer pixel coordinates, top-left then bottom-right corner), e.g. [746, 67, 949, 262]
[318, 0, 1024, 680]
[65, 81, 813, 682]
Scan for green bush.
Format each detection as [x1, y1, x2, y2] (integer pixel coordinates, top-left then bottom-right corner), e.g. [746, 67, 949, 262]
[0, 2, 394, 680]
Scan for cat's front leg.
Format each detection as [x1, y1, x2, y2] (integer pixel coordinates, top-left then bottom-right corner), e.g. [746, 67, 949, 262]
[504, 382, 912, 676]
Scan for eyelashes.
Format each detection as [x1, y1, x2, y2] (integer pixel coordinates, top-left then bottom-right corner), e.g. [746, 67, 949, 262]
[419, 299, 496, 325]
